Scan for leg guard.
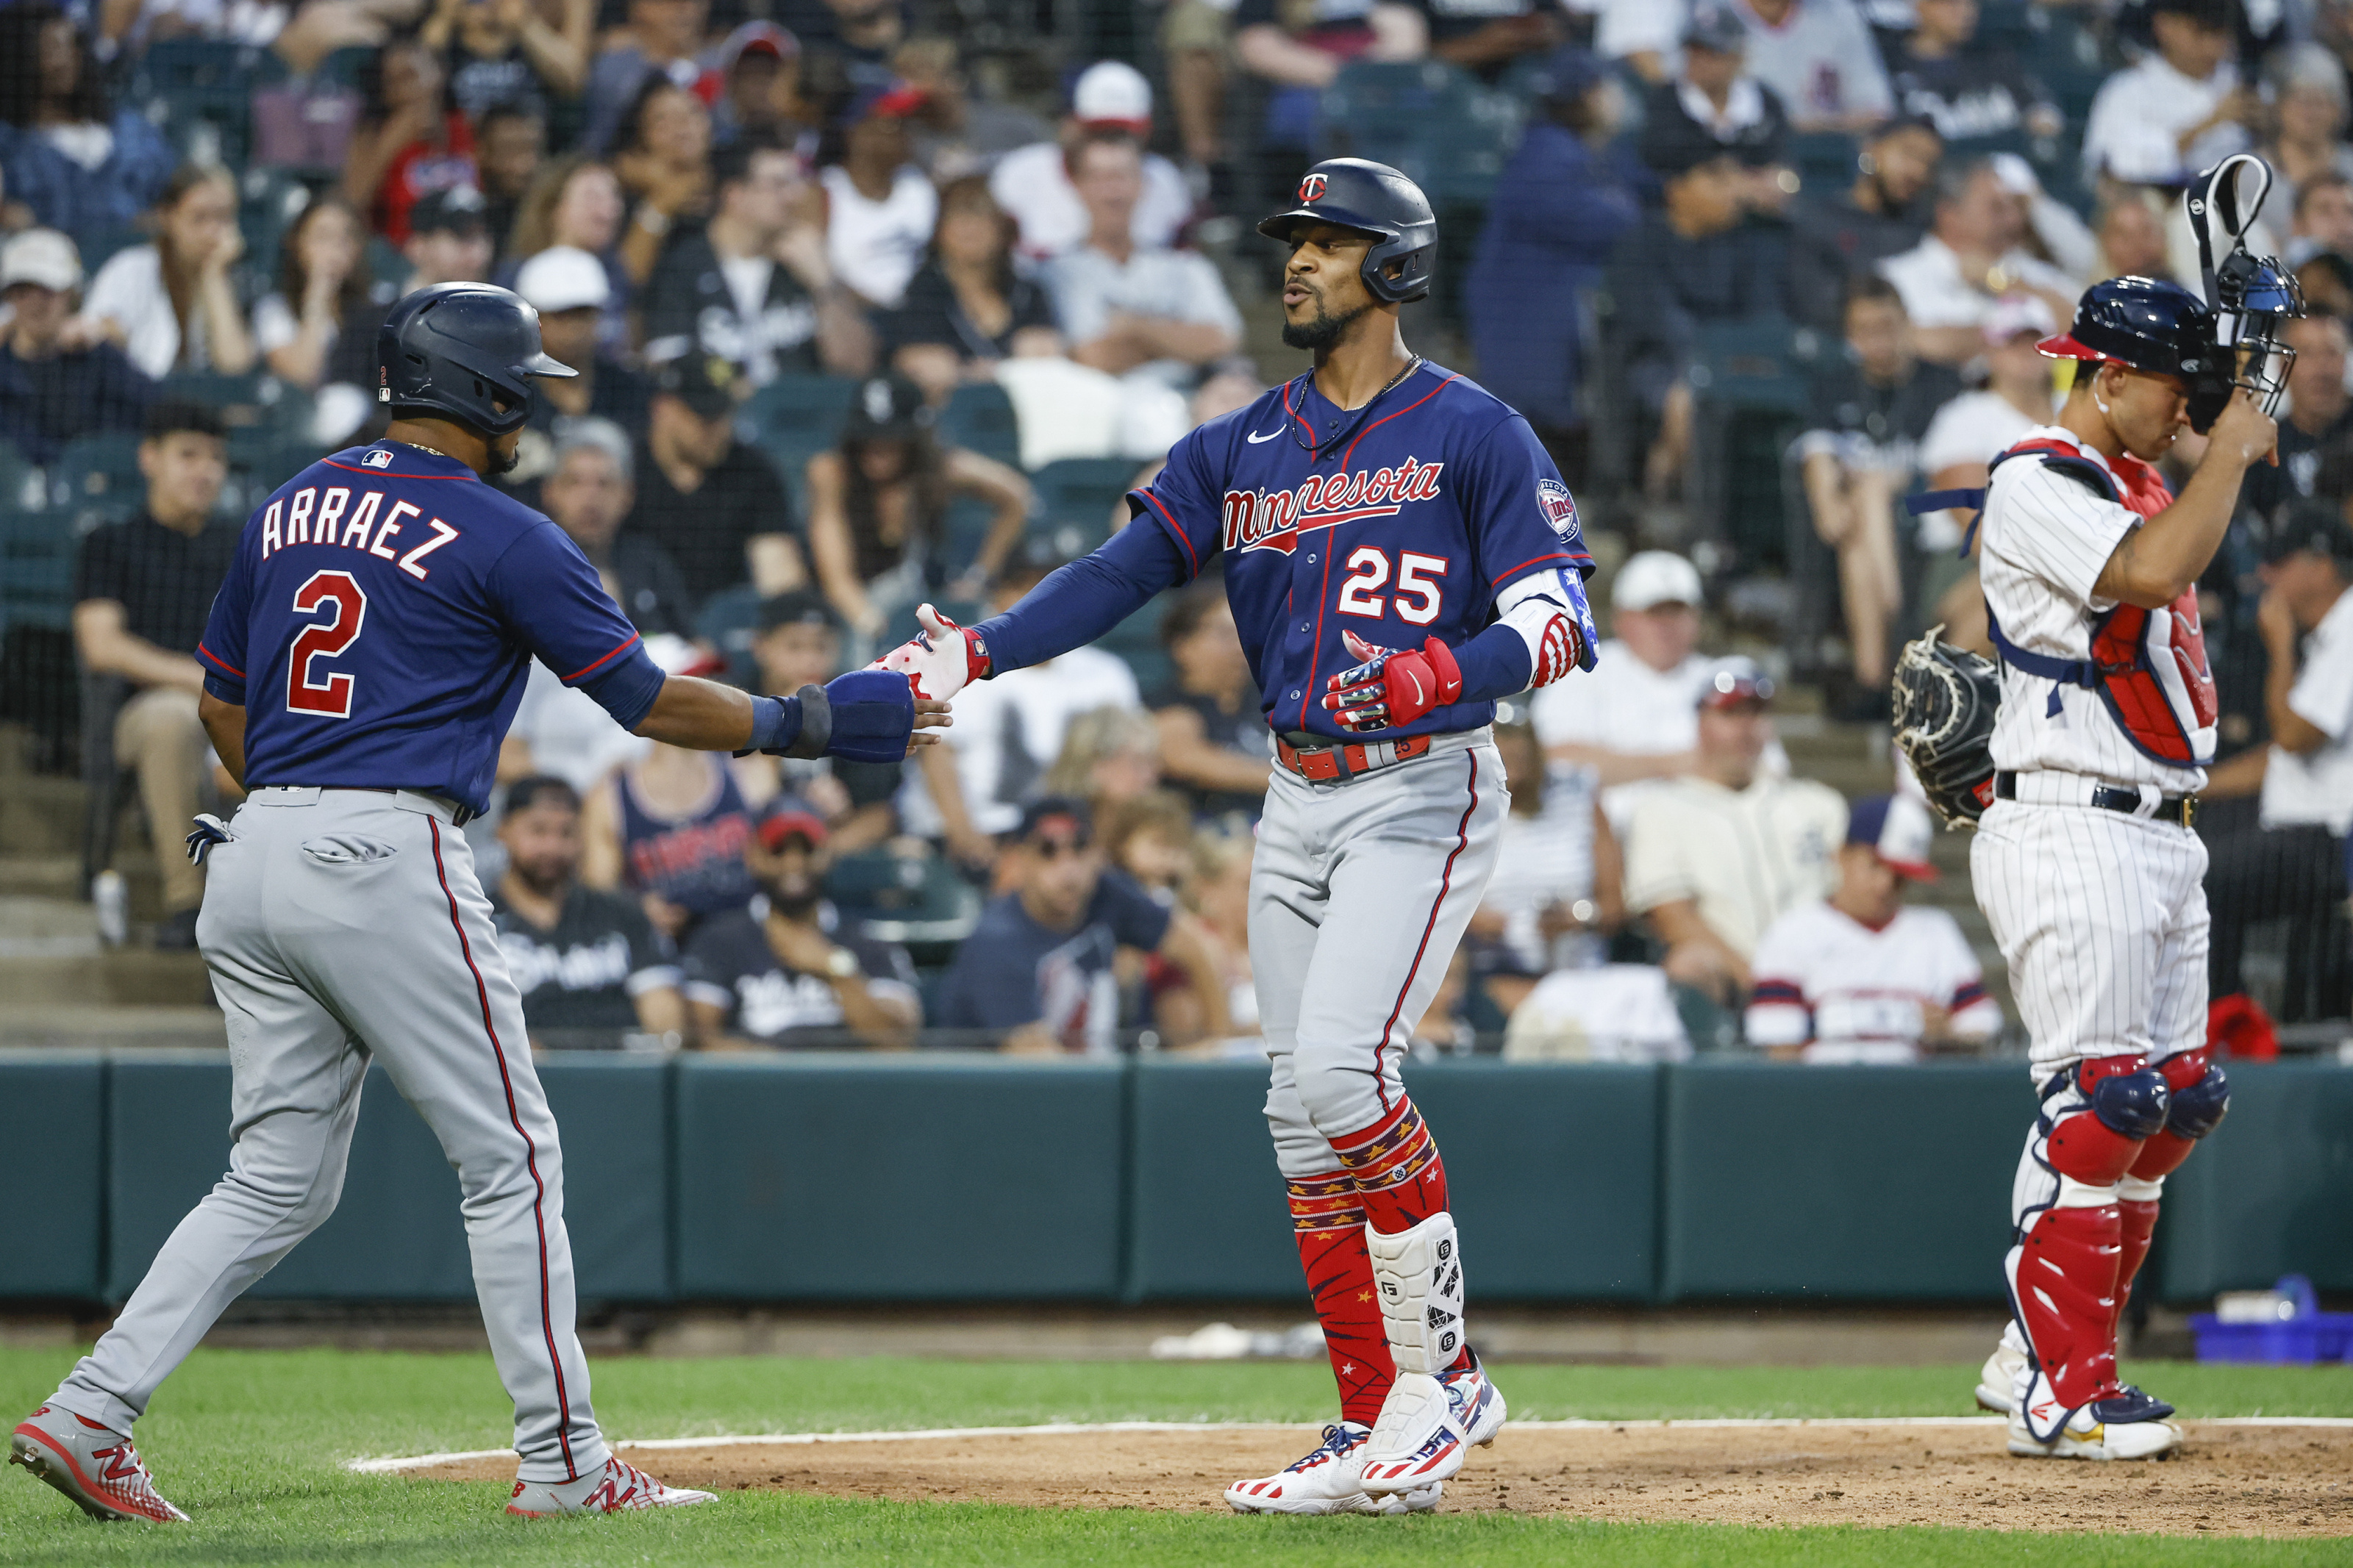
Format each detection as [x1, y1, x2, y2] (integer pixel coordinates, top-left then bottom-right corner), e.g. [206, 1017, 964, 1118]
[2131, 1050, 2229, 1181]
[2007, 1203, 2124, 1439]
[2112, 1180, 2162, 1343]
[1360, 1211, 1472, 1491]
[1285, 1170, 1393, 1428]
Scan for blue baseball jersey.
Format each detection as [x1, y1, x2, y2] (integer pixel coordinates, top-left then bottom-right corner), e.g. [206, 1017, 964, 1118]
[1130, 362, 1594, 741]
[196, 441, 666, 815]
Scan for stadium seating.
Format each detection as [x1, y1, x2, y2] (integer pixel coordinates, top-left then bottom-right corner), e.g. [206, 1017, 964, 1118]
[1026, 457, 1139, 558]
[938, 381, 1022, 470]
[0, 509, 76, 637]
[746, 373, 862, 511]
[48, 435, 146, 533]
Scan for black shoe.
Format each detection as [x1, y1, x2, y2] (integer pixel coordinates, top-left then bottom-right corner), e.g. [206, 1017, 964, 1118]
[2093, 1386, 2177, 1423]
[154, 908, 201, 951]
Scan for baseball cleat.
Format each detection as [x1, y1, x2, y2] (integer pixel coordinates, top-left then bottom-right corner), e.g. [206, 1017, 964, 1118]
[507, 1457, 717, 1515]
[1224, 1422, 1441, 1515]
[9, 1405, 189, 1522]
[2007, 1397, 2181, 1461]
[1976, 1322, 2028, 1414]
[1359, 1371, 1471, 1492]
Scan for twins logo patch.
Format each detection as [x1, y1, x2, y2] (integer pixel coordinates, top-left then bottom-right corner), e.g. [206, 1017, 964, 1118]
[1299, 172, 1327, 202]
[1538, 476, 1579, 539]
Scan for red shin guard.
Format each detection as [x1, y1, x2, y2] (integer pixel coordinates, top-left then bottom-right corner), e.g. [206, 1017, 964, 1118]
[2111, 1198, 2160, 1342]
[1286, 1170, 1393, 1426]
[1329, 1099, 1471, 1374]
[2013, 1203, 2125, 1411]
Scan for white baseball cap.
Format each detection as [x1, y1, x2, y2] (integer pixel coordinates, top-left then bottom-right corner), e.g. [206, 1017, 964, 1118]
[1072, 60, 1151, 133]
[514, 246, 612, 314]
[1982, 292, 2057, 346]
[1610, 550, 1704, 613]
[0, 229, 83, 293]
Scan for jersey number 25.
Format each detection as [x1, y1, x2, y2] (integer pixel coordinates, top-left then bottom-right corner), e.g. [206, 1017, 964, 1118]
[1336, 548, 1447, 626]
[287, 570, 368, 719]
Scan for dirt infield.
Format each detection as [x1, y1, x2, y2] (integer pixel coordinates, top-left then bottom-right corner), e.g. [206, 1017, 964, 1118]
[407, 1420, 2353, 1535]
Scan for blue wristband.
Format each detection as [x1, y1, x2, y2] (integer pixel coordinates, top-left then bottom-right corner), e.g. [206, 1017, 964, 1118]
[740, 694, 801, 756]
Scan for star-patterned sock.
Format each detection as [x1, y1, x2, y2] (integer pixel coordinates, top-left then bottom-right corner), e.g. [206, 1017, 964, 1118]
[1332, 1099, 1474, 1375]
[1287, 1169, 1393, 1427]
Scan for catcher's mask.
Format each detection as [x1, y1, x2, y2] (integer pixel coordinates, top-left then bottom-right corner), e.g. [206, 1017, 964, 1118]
[2184, 154, 2305, 433]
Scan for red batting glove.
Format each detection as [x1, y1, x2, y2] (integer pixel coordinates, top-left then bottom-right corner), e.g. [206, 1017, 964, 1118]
[1321, 631, 1463, 733]
[869, 603, 990, 701]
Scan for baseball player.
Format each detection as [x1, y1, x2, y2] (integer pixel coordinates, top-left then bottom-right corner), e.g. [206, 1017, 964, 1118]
[1957, 265, 2290, 1460]
[874, 159, 1599, 1514]
[9, 284, 938, 1523]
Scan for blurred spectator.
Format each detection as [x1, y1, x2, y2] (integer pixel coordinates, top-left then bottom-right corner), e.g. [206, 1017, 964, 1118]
[1730, 0, 1891, 134]
[909, 554, 1142, 864]
[776, 0, 905, 81]
[2288, 174, 2353, 267]
[1158, 2, 1232, 176]
[1468, 717, 1621, 1020]
[401, 184, 496, 290]
[681, 803, 921, 1049]
[893, 36, 1049, 179]
[1797, 275, 1960, 706]
[2080, 0, 2250, 187]
[421, 0, 591, 120]
[2297, 247, 2353, 318]
[1623, 662, 1846, 1006]
[713, 24, 818, 155]
[804, 373, 1030, 644]
[1646, 5, 1790, 203]
[1425, 0, 1560, 74]
[990, 62, 1194, 263]
[750, 590, 901, 853]
[1044, 704, 1163, 807]
[583, 0, 711, 155]
[543, 420, 691, 637]
[935, 796, 1229, 1053]
[1234, 0, 1426, 174]
[515, 246, 651, 434]
[2240, 313, 2352, 520]
[641, 138, 868, 382]
[79, 164, 257, 379]
[2202, 504, 2353, 1015]
[71, 399, 234, 951]
[1604, 134, 1784, 502]
[1888, 0, 2062, 145]
[2263, 44, 2353, 226]
[1785, 114, 1940, 334]
[1744, 793, 1998, 1062]
[0, 229, 152, 465]
[490, 776, 687, 1045]
[582, 732, 773, 942]
[0, 4, 176, 247]
[1915, 293, 2060, 650]
[1577, 0, 1679, 82]
[343, 36, 479, 245]
[1149, 587, 1274, 821]
[2093, 185, 2173, 281]
[1154, 826, 1257, 1045]
[821, 82, 938, 309]
[1048, 132, 1241, 387]
[254, 195, 379, 393]
[474, 103, 548, 269]
[1468, 47, 1642, 485]
[1985, 152, 2097, 284]
[885, 174, 1063, 404]
[624, 353, 806, 609]
[1877, 157, 2077, 367]
[504, 155, 631, 344]
[1100, 790, 1194, 900]
[98, 0, 399, 71]
[610, 75, 714, 287]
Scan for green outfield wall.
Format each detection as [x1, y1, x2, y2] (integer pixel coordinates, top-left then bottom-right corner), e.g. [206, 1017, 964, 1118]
[6, 1053, 2345, 1308]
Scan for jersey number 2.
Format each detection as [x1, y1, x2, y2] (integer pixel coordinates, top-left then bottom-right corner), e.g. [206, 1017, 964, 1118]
[287, 570, 367, 718]
[1336, 548, 1447, 626]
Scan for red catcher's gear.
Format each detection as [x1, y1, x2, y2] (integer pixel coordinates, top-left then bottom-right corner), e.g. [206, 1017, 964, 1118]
[2010, 1204, 2126, 1411]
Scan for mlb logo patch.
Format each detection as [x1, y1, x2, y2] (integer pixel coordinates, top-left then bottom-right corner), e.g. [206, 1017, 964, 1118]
[362, 449, 394, 468]
[1537, 476, 1578, 537]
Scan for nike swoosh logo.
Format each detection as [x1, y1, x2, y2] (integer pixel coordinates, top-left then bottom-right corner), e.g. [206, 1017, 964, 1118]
[1246, 429, 1283, 443]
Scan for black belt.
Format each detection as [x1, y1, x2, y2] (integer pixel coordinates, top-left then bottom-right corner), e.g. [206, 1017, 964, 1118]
[1993, 771, 2196, 827]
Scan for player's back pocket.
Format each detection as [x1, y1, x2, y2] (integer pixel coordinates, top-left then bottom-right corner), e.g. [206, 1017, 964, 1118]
[301, 834, 400, 866]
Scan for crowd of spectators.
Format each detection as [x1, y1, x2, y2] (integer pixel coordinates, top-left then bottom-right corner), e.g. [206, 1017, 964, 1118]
[10, 0, 2353, 1052]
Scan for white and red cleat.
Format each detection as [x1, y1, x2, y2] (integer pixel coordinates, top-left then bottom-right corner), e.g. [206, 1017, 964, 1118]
[1360, 1349, 1508, 1494]
[9, 1405, 189, 1522]
[507, 1456, 717, 1516]
[1224, 1422, 1440, 1515]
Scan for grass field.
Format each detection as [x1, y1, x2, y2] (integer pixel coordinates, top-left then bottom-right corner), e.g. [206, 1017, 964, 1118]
[4, 1345, 2351, 1566]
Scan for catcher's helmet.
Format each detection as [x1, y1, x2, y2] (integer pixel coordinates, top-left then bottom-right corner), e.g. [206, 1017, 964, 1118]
[1258, 158, 1436, 304]
[377, 282, 575, 437]
[2037, 276, 2218, 382]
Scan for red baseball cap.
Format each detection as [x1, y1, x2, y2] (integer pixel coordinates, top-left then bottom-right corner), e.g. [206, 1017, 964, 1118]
[757, 802, 830, 851]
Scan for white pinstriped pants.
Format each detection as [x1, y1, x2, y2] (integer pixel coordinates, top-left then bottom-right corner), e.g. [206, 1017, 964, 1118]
[1971, 800, 2210, 1075]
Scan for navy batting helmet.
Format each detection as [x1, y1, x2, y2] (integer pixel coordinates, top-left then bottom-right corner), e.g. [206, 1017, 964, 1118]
[1258, 159, 1436, 305]
[377, 282, 575, 437]
[2038, 276, 2217, 381]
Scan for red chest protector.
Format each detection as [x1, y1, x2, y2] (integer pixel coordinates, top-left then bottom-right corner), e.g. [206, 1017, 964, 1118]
[1983, 436, 2218, 767]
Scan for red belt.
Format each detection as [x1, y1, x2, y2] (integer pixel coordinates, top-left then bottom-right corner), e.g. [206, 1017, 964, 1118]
[1274, 733, 1434, 783]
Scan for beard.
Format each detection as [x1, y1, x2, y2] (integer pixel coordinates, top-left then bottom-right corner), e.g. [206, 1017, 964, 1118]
[486, 434, 521, 478]
[1281, 293, 1373, 351]
[761, 876, 822, 921]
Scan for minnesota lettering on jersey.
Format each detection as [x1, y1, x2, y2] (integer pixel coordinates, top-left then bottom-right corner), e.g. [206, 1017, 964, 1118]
[256, 482, 463, 581]
[1221, 459, 1446, 555]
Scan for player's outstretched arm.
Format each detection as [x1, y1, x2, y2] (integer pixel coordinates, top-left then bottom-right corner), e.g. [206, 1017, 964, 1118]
[632, 671, 950, 760]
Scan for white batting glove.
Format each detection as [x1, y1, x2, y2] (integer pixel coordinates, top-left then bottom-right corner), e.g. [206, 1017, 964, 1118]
[869, 603, 991, 701]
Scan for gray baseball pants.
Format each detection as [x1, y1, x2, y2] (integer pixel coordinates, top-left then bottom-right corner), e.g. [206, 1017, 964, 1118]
[49, 787, 608, 1483]
[1250, 729, 1505, 1177]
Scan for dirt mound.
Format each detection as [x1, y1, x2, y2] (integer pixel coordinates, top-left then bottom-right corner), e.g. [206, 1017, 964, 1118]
[408, 1420, 2353, 1535]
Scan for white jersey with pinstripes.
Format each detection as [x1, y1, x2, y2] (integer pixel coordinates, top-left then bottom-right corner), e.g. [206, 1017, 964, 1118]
[1977, 425, 2207, 795]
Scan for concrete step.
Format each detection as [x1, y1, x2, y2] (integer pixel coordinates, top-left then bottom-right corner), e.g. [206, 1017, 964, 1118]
[0, 1005, 224, 1048]
[0, 949, 213, 1008]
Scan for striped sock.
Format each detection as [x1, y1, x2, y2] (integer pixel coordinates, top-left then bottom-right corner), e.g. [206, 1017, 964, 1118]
[1330, 1099, 1473, 1375]
[1287, 1170, 1392, 1426]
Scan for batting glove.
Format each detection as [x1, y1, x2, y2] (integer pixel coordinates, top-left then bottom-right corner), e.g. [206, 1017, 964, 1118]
[870, 603, 990, 701]
[1321, 630, 1463, 733]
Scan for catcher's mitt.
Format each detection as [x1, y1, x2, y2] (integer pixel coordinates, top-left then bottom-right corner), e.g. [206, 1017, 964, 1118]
[1890, 628, 2002, 828]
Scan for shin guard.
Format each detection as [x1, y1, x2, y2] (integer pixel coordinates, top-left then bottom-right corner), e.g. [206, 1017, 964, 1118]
[2007, 1203, 2125, 1439]
[1365, 1212, 1464, 1375]
[1285, 1170, 1393, 1427]
[2112, 1182, 2162, 1344]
